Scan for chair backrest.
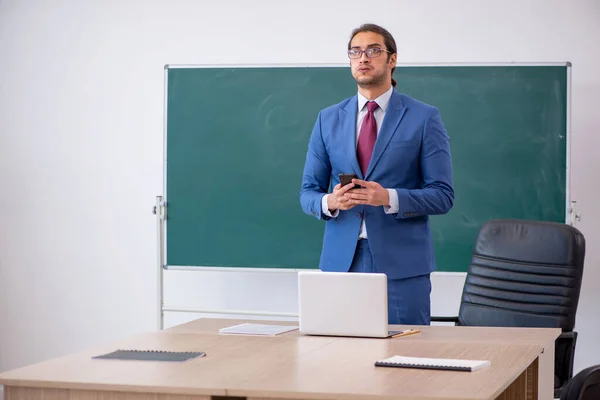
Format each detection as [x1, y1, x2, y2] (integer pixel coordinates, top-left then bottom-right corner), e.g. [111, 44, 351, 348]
[561, 364, 600, 400]
[458, 219, 585, 329]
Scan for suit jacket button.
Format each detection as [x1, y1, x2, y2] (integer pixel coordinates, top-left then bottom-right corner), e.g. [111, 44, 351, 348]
[356, 212, 361, 218]
[313, 212, 318, 216]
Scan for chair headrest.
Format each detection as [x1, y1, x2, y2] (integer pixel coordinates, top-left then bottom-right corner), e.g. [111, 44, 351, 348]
[475, 219, 585, 267]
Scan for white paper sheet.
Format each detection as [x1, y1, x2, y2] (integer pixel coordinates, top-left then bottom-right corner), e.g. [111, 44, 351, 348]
[218, 323, 299, 336]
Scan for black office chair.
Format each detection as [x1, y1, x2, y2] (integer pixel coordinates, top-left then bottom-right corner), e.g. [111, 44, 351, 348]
[560, 364, 600, 400]
[431, 219, 586, 399]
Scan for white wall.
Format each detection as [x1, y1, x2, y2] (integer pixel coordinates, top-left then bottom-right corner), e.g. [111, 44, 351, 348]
[1, 0, 599, 375]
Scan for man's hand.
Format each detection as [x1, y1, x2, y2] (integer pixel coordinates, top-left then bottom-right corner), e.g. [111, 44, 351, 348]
[344, 179, 390, 207]
[327, 182, 357, 211]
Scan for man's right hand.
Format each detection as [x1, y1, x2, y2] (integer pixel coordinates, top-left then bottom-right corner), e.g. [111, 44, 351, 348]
[327, 182, 357, 212]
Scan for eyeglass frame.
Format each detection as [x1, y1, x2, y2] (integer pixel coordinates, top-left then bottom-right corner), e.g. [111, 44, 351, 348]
[347, 47, 393, 59]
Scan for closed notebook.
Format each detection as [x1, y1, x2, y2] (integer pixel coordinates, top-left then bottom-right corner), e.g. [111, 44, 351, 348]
[219, 323, 298, 336]
[93, 349, 205, 362]
[375, 355, 490, 372]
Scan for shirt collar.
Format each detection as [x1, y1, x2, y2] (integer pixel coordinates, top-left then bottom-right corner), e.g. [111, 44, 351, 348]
[357, 85, 394, 112]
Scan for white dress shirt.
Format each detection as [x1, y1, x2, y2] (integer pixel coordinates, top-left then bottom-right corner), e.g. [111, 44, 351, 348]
[321, 86, 400, 239]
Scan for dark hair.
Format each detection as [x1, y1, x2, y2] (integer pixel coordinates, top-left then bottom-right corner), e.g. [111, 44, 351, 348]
[348, 23, 397, 87]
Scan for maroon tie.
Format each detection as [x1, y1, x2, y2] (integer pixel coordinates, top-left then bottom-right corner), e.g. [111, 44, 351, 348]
[357, 101, 379, 176]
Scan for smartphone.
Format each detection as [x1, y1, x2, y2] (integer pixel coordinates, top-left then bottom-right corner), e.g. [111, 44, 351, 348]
[339, 173, 360, 189]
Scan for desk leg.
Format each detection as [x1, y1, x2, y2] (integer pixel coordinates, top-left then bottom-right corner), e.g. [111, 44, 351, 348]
[537, 342, 554, 400]
[527, 357, 539, 400]
[496, 358, 539, 400]
[5, 387, 211, 400]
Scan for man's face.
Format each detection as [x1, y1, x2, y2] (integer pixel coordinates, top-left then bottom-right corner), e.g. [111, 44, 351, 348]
[349, 31, 396, 88]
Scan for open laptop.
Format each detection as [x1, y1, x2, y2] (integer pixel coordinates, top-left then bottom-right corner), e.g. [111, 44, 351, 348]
[297, 270, 402, 338]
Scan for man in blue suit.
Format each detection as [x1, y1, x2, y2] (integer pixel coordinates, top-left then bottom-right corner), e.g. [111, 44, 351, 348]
[299, 23, 454, 325]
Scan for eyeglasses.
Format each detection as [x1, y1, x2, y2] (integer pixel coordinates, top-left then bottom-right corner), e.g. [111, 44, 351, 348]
[347, 47, 392, 59]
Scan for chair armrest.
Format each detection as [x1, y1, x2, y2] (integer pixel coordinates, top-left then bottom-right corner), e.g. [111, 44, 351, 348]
[430, 316, 459, 324]
[554, 330, 578, 398]
[559, 331, 576, 340]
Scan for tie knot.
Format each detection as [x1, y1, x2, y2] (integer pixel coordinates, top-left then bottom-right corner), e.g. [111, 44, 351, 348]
[367, 101, 379, 113]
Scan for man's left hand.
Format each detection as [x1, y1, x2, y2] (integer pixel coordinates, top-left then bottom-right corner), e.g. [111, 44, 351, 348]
[344, 179, 390, 207]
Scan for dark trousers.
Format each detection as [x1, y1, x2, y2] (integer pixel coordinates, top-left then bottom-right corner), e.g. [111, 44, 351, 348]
[349, 239, 431, 325]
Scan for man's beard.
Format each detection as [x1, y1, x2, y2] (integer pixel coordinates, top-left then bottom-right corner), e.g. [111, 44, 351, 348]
[354, 70, 387, 88]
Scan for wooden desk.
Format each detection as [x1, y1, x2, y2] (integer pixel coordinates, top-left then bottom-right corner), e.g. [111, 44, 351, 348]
[0, 319, 558, 400]
[167, 318, 559, 400]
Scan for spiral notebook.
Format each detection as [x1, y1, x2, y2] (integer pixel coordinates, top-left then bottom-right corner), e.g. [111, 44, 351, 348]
[374, 355, 490, 372]
[92, 349, 205, 362]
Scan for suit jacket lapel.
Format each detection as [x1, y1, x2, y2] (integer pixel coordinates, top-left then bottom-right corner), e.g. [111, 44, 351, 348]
[365, 90, 407, 180]
[340, 96, 363, 179]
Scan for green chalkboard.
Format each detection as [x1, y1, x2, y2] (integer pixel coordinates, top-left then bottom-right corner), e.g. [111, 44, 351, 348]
[164, 64, 568, 272]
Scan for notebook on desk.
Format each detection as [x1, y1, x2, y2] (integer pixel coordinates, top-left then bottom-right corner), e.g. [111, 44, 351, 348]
[375, 355, 491, 372]
[93, 349, 205, 362]
[219, 323, 298, 336]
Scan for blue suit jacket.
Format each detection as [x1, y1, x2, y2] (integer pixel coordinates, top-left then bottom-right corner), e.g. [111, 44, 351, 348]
[300, 89, 454, 280]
